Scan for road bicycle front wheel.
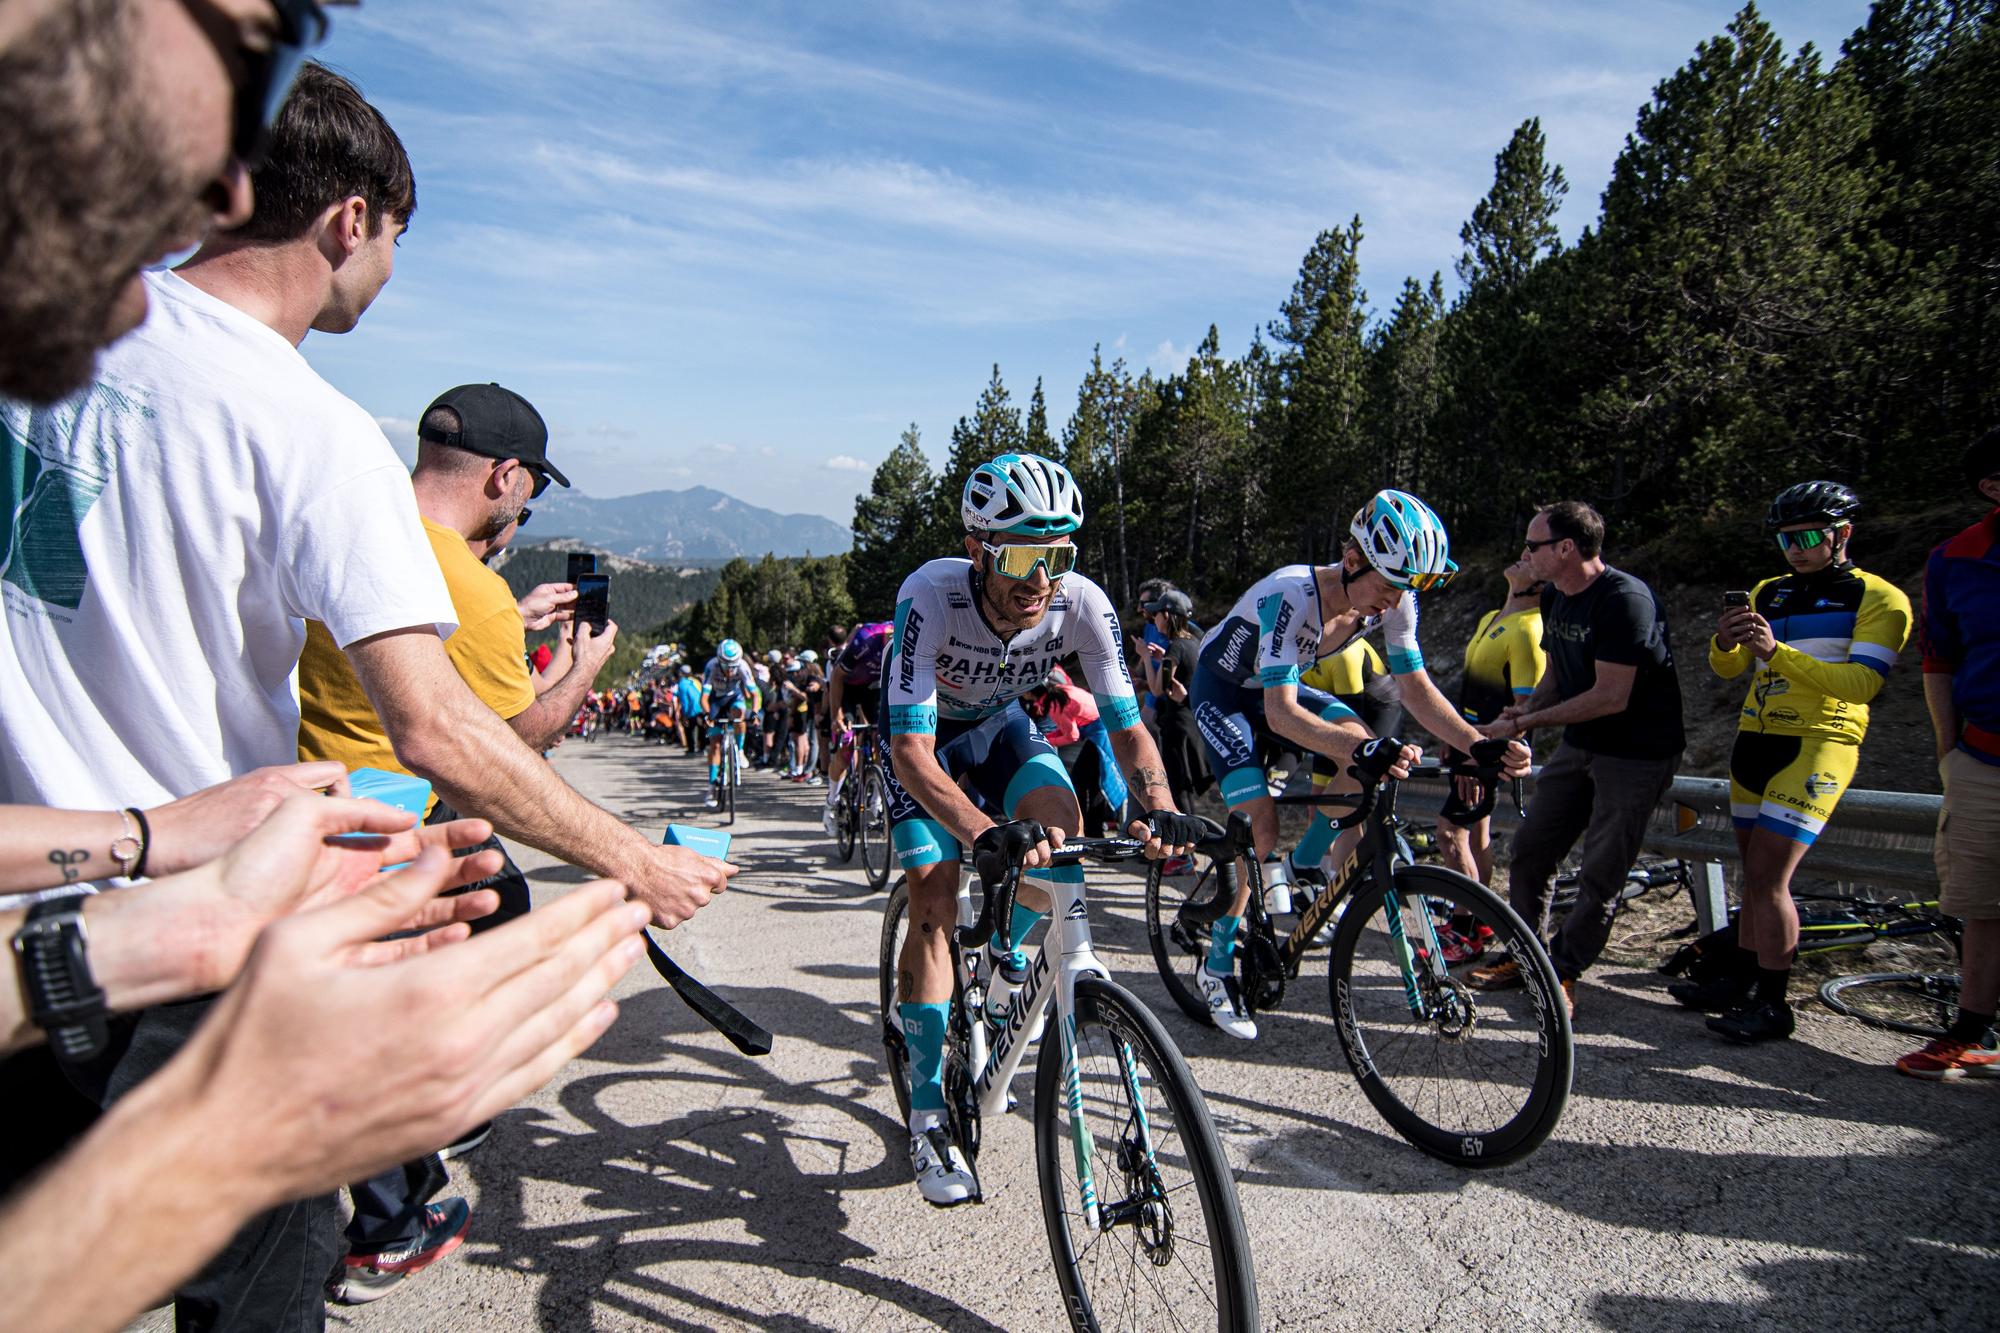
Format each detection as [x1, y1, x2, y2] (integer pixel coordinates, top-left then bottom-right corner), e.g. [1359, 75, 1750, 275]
[1328, 866, 1571, 1169]
[1819, 972, 1961, 1039]
[1036, 976, 1258, 1333]
[879, 878, 915, 1122]
[860, 765, 893, 891]
[724, 739, 738, 825]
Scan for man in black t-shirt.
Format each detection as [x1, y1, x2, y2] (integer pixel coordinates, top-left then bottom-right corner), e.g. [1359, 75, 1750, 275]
[1470, 501, 1684, 1016]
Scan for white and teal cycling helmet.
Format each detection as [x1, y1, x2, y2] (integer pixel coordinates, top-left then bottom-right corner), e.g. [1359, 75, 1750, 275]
[962, 453, 1084, 537]
[718, 639, 743, 662]
[1348, 489, 1457, 590]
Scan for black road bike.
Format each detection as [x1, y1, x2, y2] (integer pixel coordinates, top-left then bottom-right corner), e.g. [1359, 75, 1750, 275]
[1145, 740, 1573, 1169]
[831, 723, 893, 890]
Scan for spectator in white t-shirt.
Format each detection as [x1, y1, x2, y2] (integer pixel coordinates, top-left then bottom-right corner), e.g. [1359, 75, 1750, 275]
[0, 63, 729, 1330]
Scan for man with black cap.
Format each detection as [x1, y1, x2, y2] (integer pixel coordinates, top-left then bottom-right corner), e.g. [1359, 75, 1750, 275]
[295, 381, 622, 1301]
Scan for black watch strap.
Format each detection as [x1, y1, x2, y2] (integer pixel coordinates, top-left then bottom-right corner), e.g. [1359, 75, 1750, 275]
[14, 896, 110, 1063]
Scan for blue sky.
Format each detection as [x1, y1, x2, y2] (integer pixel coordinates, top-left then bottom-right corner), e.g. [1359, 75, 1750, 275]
[304, 0, 1870, 522]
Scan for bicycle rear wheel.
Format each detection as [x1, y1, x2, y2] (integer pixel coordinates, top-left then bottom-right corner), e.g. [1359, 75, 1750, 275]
[879, 879, 914, 1122]
[1036, 976, 1258, 1333]
[724, 736, 738, 825]
[1328, 866, 1571, 1168]
[860, 765, 893, 891]
[835, 774, 857, 861]
[1143, 859, 1238, 1028]
[1819, 972, 1961, 1039]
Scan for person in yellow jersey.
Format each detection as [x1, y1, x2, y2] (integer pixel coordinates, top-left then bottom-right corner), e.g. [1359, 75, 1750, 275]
[295, 383, 627, 1299]
[1686, 481, 1912, 1045]
[1423, 558, 1545, 963]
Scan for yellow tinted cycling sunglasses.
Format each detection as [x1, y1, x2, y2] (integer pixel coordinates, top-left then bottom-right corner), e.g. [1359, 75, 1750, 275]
[1396, 561, 1459, 593]
[981, 541, 1078, 580]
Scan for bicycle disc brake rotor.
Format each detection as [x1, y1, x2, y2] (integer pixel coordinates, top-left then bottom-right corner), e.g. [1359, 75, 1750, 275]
[1243, 932, 1287, 1010]
[1427, 973, 1478, 1042]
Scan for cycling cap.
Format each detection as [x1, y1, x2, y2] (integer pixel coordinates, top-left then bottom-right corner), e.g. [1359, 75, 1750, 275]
[1766, 480, 1859, 531]
[718, 639, 743, 662]
[962, 453, 1084, 537]
[1349, 489, 1456, 589]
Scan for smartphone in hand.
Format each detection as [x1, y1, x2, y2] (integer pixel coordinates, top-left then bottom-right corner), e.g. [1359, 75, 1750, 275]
[1723, 590, 1751, 610]
[566, 552, 596, 586]
[575, 573, 610, 629]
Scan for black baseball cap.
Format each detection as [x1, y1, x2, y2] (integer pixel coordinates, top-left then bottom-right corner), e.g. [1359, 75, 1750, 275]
[1142, 588, 1193, 616]
[419, 383, 570, 496]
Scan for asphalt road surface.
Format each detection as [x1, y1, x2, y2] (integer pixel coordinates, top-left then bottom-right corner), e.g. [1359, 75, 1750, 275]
[318, 734, 1993, 1332]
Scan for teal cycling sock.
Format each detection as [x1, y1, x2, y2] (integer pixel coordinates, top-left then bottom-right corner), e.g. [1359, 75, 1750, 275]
[708, 763, 719, 783]
[1292, 811, 1336, 869]
[1207, 915, 1241, 976]
[900, 1001, 951, 1112]
[1006, 903, 1046, 959]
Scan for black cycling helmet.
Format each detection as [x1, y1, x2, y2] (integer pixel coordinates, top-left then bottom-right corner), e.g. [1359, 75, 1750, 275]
[1765, 481, 1860, 532]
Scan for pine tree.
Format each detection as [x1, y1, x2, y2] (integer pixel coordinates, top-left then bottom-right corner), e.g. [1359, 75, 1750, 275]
[1456, 118, 1569, 294]
[934, 365, 1026, 540]
[1275, 218, 1368, 558]
[1061, 347, 1141, 604]
[847, 424, 937, 616]
[1026, 377, 1054, 455]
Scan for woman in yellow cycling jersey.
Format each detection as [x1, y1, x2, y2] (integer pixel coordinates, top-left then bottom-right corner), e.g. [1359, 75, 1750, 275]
[1694, 482, 1912, 1043]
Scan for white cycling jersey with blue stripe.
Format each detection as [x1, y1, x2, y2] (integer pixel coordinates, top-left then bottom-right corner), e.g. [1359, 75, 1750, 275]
[1196, 563, 1425, 689]
[884, 558, 1140, 735]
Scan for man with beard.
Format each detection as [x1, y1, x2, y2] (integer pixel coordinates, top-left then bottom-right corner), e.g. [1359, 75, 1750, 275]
[0, 61, 728, 1328]
[0, 0, 299, 403]
[0, 8, 655, 1333]
[295, 383, 620, 1302]
[880, 453, 1201, 1206]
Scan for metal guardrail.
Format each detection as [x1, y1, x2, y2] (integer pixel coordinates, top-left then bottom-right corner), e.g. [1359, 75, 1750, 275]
[1395, 769, 1943, 934]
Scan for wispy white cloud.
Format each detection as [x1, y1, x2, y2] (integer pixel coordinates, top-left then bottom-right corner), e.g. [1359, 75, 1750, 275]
[823, 455, 871, 472]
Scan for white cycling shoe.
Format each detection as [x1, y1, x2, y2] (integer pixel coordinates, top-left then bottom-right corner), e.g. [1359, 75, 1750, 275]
[1198, 968, 1258, 1041]
[909, 1121, 977, 1207]
[821, 803, 839, 838]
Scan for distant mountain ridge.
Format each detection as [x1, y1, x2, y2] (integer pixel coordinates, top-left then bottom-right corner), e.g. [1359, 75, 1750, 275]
[524, 486, 851, 561]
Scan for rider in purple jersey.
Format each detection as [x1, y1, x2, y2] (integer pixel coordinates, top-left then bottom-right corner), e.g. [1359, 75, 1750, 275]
[822, 620, 893, 834]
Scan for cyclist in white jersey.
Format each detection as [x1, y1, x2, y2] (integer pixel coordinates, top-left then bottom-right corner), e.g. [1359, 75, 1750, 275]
[701, 639, 761, 808]
[884, 453, 1202, 1206]
[1188, 490, 1531, 1038]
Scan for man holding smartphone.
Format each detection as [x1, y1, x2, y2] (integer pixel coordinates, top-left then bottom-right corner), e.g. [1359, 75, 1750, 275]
[295, 383, 628, 1299]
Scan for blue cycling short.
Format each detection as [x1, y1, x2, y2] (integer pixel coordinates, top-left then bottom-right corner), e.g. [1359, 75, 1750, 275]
[882, 702, 1075, 869]
[705, 690, 746, 735]
[1189, 669, 1356, 807]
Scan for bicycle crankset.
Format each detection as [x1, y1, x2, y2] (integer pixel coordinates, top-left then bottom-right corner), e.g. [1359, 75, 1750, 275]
[1241, 932, 1287, 1011]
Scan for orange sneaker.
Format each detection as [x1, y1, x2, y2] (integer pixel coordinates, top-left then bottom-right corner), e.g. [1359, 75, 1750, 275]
[1894, 1037, 2000, 1081]
[1559, 979, 1576, 1022]
[1468, 956, 1523, 990]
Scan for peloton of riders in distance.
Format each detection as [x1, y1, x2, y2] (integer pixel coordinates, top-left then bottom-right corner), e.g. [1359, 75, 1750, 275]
[1184, 489, 1532, 1039]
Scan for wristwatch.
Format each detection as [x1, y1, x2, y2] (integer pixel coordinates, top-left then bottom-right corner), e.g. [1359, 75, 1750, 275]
[12, 895, 110, 1063]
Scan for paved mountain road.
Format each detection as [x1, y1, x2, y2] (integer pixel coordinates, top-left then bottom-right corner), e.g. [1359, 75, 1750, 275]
[305, 735, 1994, 1332]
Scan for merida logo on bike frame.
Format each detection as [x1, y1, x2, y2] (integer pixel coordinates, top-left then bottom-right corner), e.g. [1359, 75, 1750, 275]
[978, 948, 1052, 1094]
[1290, 845, 1363, 953]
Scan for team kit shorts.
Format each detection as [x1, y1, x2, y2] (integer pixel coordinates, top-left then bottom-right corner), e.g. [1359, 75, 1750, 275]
[882, 702, 1077, 868]
[705, 690, 747, 735]
[1189, 672, 1355, 808]
[1728, 732, 1859, 846]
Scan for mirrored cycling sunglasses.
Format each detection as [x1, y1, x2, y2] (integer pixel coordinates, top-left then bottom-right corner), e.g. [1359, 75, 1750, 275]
[1774, 526, 1836, 552]
[1396, 560, 1459, 593]
[981, 541, 1078, 581]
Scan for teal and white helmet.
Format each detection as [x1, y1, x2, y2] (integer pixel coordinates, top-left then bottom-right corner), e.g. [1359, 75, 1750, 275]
[1349, 489, 1457, 590]
[718, 638, 743, 662]
[962, 454, 1084, 537]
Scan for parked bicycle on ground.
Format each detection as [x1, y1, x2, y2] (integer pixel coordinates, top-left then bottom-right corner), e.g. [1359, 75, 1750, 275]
[829, 723, 892, 890]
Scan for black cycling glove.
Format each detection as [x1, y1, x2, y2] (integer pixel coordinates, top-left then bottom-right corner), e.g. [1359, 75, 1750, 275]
[1351, 736, 1408, 784]
[1141, 809, 1206, 849]
[972, 819, 1047, 886]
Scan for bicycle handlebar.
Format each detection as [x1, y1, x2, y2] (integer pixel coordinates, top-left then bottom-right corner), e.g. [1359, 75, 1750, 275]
[960, 827, 1231, 954]
[1270, 737, 1519, 826]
